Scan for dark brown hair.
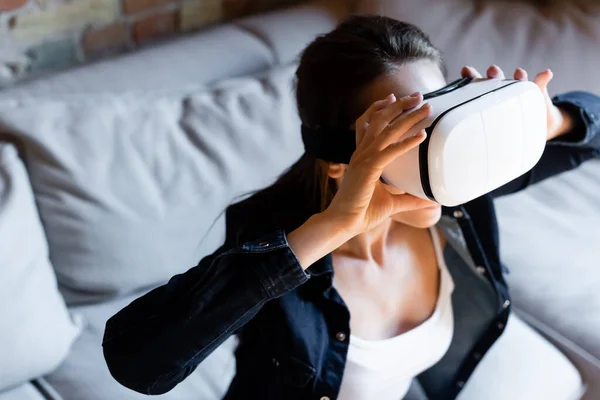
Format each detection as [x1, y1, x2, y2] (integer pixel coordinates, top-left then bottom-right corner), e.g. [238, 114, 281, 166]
[228, 15, 446, 240]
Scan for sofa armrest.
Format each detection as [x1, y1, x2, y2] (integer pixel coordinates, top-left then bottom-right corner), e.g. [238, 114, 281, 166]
[0, 380, 58, 400]
[516, 308, 600, 400]
[31, 379, 63, 400]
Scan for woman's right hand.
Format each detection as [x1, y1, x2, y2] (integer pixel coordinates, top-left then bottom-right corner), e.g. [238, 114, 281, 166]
[287, 92, 435, 269]
[324, 92, 435, 236]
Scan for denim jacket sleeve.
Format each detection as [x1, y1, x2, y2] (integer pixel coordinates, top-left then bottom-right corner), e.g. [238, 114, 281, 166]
[102, 226, 309, 395]
[492, 91, 600, 198]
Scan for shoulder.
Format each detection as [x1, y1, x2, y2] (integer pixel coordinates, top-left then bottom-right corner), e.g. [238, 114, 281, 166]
[224, 187, 315, 247]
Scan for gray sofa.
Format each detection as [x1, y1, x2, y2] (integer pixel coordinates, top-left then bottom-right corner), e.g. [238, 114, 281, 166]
[0, 0, 599, 399]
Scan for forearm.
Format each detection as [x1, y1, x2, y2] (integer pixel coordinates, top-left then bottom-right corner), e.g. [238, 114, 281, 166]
[102, 233, 309, 395]
[548, 106, 575, 141]
[550, 91, 600, 149]
[103, 273, 267, 395]
[287, 211, 354, 269]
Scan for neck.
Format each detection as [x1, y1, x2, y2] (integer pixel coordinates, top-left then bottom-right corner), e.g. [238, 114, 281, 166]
[336, 219, 395, 264]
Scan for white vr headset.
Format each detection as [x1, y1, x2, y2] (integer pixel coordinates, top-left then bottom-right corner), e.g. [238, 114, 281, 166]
[381, 77, 547, 206]
[301, 77, 548, 206]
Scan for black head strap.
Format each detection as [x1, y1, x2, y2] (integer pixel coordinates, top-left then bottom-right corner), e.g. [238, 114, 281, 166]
[301, 124, 355, 164]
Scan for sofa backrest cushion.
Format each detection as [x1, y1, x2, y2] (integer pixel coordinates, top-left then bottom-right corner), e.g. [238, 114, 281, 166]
[355, 0, 600, 95]
[0, 142, 80, 389]
[0, 65, 303, 304]
[0, 0, 347, 101]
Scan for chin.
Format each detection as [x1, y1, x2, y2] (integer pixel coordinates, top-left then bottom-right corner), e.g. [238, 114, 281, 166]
[392, 205, 442, 228]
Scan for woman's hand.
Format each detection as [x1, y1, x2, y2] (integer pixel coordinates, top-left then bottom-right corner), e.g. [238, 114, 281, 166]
[324, 92, 434, 236]
[287, 93, 434, 269]
[461, 65, 574, 141]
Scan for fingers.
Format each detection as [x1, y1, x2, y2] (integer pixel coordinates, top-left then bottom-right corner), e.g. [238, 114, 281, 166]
[373, 130, 427, 169]
[355, 93, 397, 146]
[514, 67, 528, 81]
[486, 65, 505, 79]
[463, 64, 525, 81]
[463, 65, 550, 84]
[461, 66, 483, 79]
[389, 193, 437, 214]
[357, 94, 396, 126]
[509, 67, 552, 91]
[533, 68, 553, 91]
[374, 103, 431, 151]
[362, 92, 423, 143]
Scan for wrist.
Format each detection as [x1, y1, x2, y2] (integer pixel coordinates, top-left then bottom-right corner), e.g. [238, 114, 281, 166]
[303, 211, 358, 254]
[287, 211, 356, 270]
[317, 209, 359, 239]
[550, 106, 575, 140]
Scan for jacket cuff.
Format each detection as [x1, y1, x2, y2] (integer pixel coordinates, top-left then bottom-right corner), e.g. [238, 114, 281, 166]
[551, 91, 600, 149]
[241, 230, 310, 299]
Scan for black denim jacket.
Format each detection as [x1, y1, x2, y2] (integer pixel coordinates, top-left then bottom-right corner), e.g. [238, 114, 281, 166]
[103, 91, 600, 400]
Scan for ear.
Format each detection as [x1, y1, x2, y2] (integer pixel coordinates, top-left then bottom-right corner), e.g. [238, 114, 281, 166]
[327, 163, 346, 179]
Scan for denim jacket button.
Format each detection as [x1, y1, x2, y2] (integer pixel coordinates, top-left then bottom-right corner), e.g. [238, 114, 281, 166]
[502, 300, 511, 309]
[335, 332, 347, 342]
[453, 210, 464, 218]
[476, 266, 486, 275]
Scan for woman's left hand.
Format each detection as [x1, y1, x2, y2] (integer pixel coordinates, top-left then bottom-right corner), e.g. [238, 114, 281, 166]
[461, 65, 573, 141]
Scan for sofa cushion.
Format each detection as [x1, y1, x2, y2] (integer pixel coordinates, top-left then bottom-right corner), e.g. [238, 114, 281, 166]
[356, 0, 600, 96]
[0, 24, 273, 100]
[0, 142, 81, 390]
[0, 65, 304, 304]
[458, 314, 583, 400]
[235, 0, 351, 65]
[495, 161, 600, 360]
[44, 291, 237, 400]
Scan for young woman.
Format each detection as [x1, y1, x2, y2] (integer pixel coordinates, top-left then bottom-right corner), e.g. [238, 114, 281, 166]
[102, 15, 600, 400]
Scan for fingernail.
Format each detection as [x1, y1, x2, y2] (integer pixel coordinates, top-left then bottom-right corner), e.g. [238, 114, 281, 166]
[387, 93, 396, 102]
[412, 131, 427, 140]
[410, 92, 421, 98]
[421, 102, 431, 109]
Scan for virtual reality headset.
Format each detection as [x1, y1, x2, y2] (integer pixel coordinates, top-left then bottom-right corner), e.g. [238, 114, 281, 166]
[301, 77, 547, 206]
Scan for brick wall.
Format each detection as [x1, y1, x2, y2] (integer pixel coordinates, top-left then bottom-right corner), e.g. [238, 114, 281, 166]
[0, 0, 305, 87]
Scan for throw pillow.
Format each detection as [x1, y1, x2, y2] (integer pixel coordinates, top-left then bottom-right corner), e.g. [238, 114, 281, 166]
[0, 142, 80, 390]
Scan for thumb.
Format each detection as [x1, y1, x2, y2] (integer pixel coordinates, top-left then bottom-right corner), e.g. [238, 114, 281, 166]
[533, 69, 553, 94]
[390, 193, 433, 214]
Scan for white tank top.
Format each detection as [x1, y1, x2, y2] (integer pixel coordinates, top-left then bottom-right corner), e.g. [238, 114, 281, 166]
[337, 228, 455, 400]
